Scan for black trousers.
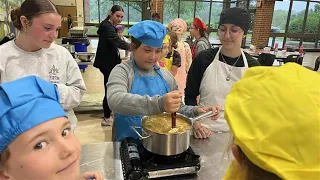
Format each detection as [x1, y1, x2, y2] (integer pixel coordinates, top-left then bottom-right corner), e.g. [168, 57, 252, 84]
[100, 69, 112, 118]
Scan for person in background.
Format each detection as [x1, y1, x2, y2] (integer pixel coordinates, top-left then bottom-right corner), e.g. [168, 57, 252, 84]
[115, 24, 130, 43]
[0, 76, 103, 180]
[0, 0, 86, 131]
[168, 18, 192, 94]
[223, 63, 320, 180]
[94, 5, 130, 126]
[151, 12, 161, 22]
[185, 7, 260, 138]
[189, 17, 211, 60]
[67, 14, 73, 30]
[159, 32, 181, 76]
[107, 20, 220, 141]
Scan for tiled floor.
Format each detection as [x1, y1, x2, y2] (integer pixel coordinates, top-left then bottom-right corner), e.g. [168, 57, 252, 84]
[73, 38, 320, 145]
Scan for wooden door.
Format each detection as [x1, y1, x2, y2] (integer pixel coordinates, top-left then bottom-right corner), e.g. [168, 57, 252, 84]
[56, 6, 77, 38]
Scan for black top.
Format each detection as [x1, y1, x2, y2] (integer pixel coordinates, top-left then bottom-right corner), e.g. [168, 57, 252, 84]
[93, 19, 130, 72]
[185, 47, 260, 105]
[166, 50, 182, 67]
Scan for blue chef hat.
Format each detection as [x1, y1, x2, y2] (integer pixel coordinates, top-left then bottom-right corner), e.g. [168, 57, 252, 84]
[128, 20, 167, 48]
[0, 76, 67, 153]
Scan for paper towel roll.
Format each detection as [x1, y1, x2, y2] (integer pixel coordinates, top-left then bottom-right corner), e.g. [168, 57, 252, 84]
[119, 50, 126, 59]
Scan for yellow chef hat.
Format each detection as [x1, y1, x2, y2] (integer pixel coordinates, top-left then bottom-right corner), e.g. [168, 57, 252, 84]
[163, 34, 170, 44]
[225, 63, 320, 179]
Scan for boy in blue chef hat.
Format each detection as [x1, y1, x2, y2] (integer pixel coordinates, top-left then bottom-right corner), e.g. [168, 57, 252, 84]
[107, 20, 221, 141]
[0, 76, 103, 180]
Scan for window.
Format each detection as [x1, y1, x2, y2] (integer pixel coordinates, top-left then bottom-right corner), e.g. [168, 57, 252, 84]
[271, 0, 320, 49]
[84, 0, 143, 36]
[162, 0, 256, 46]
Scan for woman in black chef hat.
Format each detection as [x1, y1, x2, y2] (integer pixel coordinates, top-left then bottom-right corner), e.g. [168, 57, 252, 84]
[185, 7, 260, 138]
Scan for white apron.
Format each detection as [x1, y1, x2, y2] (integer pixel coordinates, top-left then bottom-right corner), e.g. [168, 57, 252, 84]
[199, 47, 248, 132]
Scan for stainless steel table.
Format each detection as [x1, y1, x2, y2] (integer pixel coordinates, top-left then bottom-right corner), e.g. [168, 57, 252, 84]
[80, 132, 233, 180]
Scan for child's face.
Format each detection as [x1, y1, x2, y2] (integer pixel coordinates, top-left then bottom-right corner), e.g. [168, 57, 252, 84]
[117, 30, 124, 37]
[161, 43, 169, 58]
[132, 44, 162, 70]
[0, 117, 81, 180]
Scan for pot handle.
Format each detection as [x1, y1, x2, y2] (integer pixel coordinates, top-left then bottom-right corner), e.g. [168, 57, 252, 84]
[131, 126, 151, 140]
[191, 110, 218, 124]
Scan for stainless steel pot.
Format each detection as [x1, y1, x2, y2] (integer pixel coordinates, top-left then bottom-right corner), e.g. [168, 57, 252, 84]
[131, 111, 216, 156]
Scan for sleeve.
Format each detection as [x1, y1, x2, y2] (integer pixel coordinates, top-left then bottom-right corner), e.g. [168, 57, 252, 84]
[172, 50, 181, 67]
[185, 42, 193, 72]
[196, 41, 209, 55]
[184, 49, 214, 106]
[107, 65, 163, 116]
[55, 54, 86, 110]
[103, 26, 130, 50]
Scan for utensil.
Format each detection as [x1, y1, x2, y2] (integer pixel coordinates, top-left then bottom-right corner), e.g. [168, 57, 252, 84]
[131, 110, 218, 156]
[171, 112, 176, 128]
[75, 52, 95, 62]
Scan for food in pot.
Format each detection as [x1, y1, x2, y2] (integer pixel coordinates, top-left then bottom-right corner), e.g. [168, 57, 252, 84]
[143, 114, 191, 134]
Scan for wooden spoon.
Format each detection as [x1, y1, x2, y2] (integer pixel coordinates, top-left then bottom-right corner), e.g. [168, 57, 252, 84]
[171, 112, 176, 128]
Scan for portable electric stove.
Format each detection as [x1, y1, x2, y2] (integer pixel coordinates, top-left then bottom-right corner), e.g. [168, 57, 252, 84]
[120, 138, 201, 180]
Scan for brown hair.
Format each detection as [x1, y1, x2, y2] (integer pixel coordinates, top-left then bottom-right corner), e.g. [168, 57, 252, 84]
[106, 5, 124, 21]
[168, 32, 178, 49]
[237, 147, 281, 180]
[10, 0, 58, 30]
[130, 37, 142, 50]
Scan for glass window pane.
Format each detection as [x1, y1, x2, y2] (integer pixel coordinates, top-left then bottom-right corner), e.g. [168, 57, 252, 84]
[100, 0, 114, 21]
[195, 1, 210, 25]
[272, 1, 289, 34]
[268, 36, 284, 49]
[302, 37, 316, 49]
[179, 0, 195, 25]
[249, 0, 257, 9]
[288, 1, 307, 34]
[209, 31, 219, 42]
[210, 2, 223, 29]
[285, 37, 300, 49]
[128, 1, 142, 25]
[304, 2, 320, 34]
[86, 25, 98, 36]
[87, 0, 99, 23]
[163, 0, 179, 26]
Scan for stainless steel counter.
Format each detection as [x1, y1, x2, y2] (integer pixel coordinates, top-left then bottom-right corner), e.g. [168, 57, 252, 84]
[80, 132, 233, 180]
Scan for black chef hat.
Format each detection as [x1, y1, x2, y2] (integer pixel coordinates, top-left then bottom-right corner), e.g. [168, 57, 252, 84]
[219, 7, 251, 34]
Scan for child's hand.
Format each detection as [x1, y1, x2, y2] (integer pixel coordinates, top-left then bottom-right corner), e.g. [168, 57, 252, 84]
[193, 121, 212, 139]
[82, 171, 104, 180]
[197, 106, 221, 120]
[163, 90, 182, 113]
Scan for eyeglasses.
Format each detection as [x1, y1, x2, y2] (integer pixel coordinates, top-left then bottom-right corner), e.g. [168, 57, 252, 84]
[218, 27, 243, 37]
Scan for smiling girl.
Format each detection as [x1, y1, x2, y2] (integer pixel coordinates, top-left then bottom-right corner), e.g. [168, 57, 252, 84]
[0, 0, 86, 131]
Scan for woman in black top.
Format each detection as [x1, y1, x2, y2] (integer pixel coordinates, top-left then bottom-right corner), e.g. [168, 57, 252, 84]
[94, 5, 130, 126]
[185, 7, 260, 138]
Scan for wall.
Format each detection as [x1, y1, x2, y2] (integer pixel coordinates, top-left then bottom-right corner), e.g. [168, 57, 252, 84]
[251, 1, 275, 47]
[51, 0, 76, 6]
[52, 0, 84, 27]
[151, 0, 164, 22]
[76, 0, 84, 27]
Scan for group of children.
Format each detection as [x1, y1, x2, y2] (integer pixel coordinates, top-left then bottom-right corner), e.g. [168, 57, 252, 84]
[1, 1, 319, 179]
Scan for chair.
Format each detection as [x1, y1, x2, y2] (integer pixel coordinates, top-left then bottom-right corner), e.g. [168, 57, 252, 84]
[257, 53, 276, 66]
[284, 54, 303, 65]
[314, 56, 320, 71]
